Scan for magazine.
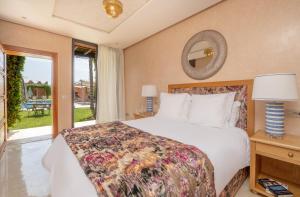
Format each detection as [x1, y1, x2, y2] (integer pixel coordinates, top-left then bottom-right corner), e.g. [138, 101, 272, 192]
[257, 178, 293, 197]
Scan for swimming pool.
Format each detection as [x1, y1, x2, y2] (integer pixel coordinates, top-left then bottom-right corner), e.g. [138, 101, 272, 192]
[21, 100, 52, 110]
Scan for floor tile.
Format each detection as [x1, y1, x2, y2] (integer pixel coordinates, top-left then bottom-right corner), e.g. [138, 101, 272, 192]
[0, 140, 51, 197]
[236, 178, 260, 197]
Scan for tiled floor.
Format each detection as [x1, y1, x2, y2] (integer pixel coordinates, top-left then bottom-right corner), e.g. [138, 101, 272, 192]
[0, 139, 259, 197]
[0, 140, 51, 197]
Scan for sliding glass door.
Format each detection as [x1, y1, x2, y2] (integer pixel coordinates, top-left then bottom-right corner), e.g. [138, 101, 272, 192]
[72, 40, 97, 127]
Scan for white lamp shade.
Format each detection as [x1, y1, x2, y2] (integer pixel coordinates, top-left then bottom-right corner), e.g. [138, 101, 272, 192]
[252, 73, 299, 101]
[142, 85, 157, 97]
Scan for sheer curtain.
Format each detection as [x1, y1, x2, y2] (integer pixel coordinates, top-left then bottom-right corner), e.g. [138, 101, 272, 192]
[96, 45, 125, 123]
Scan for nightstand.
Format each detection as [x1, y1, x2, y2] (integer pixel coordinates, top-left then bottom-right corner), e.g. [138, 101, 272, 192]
[133, 112, 155, 119]
[250, 130, 300, 196]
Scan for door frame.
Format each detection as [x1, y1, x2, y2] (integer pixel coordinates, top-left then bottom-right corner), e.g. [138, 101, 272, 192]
[71, 39, 98, 128]
[0, 44, 6, 158]
[3, 44, 58, 138]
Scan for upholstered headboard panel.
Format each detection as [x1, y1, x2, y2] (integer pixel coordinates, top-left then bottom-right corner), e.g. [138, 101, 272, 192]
[168, 80, 254, 136]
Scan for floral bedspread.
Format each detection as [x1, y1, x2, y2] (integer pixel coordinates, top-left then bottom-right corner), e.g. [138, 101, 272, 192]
[61, 121, 216, 197]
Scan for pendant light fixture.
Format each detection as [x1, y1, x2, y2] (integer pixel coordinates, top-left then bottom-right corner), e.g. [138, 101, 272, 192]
[103, 0, 123, 18]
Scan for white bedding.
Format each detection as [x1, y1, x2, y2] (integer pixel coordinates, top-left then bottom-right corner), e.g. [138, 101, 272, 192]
[43, 117, 250, 197]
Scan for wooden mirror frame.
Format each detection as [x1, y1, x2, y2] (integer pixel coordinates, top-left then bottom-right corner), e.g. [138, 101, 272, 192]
[181, 30, 227, 80]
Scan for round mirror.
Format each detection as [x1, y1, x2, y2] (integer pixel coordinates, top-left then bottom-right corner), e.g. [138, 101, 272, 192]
[182, 30, 227, 80]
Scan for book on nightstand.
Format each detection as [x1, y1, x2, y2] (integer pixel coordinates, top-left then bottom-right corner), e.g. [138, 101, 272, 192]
[257, 178, 293, 197]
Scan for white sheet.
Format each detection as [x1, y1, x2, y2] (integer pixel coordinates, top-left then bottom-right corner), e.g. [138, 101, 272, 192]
[43, 117, 250, 197]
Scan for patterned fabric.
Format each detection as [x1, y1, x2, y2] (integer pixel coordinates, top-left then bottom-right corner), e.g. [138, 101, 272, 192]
[219, 167, 249, 197]
[61, 121, 216, 197]
[170, 85, 248, 130]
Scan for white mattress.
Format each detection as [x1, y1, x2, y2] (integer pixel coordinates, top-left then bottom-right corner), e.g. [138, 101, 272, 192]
[43, 117, 250, 197]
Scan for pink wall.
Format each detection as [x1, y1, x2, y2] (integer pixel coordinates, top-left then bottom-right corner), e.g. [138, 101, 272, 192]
[124, 0, 300, 135]
[0, 20, 72, 131]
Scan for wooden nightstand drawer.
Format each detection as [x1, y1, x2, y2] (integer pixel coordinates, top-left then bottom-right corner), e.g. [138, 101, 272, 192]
[250, 130, 300, 196]
[256, 143, 300, 165]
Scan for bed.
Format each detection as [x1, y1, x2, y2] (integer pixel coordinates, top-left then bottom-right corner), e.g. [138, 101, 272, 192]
[43, 80, 254, 197]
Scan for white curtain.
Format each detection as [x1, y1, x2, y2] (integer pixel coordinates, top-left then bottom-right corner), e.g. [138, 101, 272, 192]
[96, 45, 125, 123]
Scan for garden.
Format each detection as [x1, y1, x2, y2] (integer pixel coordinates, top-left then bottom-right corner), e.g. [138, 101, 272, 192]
[7, 55, 95, 131]
[10, 107, 93, 130]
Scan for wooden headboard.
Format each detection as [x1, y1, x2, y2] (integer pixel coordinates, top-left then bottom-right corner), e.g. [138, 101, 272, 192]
[168, 80, 254, 137]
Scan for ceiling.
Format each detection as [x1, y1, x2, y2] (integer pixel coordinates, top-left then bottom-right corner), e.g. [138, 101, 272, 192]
[53, 0, 150, 33]
[0, 0, 222, 49]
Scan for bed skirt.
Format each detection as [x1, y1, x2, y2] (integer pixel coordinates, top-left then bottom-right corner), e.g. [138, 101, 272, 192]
[219, 167, 249, 197]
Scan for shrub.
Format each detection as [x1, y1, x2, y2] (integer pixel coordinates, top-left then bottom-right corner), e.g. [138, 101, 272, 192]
[7, 55, 25, 128]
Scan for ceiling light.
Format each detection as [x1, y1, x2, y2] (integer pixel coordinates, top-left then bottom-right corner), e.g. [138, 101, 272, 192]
[103, 0, 123, 18]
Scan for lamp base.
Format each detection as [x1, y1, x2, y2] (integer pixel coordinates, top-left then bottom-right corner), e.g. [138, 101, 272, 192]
[146, 97, 153, 112]
[265, 102, 285, 136]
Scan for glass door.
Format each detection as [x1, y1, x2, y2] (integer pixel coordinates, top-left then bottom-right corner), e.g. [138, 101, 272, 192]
[72, 40, 97, 128]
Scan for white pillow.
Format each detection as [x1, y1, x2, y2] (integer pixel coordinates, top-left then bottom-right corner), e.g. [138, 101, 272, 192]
[227, 101, 241, 127]
[188, 93, 235, 128]
[156, 92, 189, 120]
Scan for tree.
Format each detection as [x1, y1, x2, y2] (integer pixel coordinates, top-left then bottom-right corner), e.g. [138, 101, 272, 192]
[89, 57, 96, 118]
[21, 77, 27, 100]
[7, 55, 25, 128]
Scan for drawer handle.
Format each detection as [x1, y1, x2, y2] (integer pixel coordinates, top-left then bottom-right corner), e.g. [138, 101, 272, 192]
[288, 152, 294, 158]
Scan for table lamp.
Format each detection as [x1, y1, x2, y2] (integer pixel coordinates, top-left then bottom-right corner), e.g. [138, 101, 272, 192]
[252, 73, 298, 136]
[142, 85, 157, 112]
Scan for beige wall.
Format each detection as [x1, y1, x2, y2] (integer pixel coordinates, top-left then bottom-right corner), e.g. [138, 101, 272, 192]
[0, 20, 72, 131]
[124, 0, 300, 135]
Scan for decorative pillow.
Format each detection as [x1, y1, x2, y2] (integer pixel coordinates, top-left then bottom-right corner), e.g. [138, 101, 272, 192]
[156, 92, 190, 120]
[227, 101, 241, 127]
[188, 93, 235, 128]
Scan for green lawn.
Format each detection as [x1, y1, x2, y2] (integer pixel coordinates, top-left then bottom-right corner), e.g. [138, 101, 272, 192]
[10, 107, 94, 130]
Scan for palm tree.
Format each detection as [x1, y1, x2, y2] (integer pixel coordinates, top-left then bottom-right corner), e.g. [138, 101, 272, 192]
[89, 57, 96, 118]
[21, 77, 27, 101]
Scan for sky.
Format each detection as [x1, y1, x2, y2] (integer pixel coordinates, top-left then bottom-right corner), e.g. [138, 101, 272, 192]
[74, 57, 91, 82]
[22, 56, 52, 84]
[22, 56, 92, 84]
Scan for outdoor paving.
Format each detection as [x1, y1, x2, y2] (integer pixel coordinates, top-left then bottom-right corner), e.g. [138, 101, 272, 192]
[74, 103, 90, 108]
[9, 126, 52, 141]
[8, 120, 96, 141]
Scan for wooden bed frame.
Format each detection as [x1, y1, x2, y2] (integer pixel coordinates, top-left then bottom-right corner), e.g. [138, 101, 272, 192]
[168, 80, 255, 137]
